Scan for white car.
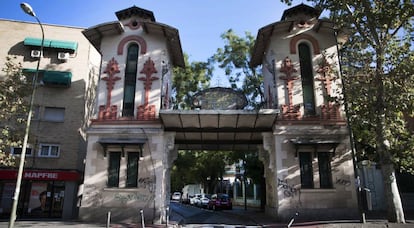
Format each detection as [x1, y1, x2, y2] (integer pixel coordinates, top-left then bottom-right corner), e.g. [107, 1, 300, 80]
[171, 192, 181, 201]
[198, 194, 211, 208]
[190, 194, 201, 205]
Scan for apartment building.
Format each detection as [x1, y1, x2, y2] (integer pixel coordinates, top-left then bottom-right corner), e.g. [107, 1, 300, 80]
[0, 19, 100, 219]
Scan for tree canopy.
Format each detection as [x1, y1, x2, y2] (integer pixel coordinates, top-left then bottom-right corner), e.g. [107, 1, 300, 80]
[292, 0, 414, 223]
[0, 56, 31, 167]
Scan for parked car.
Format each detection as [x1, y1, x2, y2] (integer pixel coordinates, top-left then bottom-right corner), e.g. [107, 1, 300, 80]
[171, 192, 181, 202]
[208, 193, 232, 210]
[190, 194, 202, 205]
[197, 194, 211, 208]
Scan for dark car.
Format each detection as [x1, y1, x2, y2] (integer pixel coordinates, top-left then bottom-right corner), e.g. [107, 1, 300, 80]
[207, 193, 232, 210]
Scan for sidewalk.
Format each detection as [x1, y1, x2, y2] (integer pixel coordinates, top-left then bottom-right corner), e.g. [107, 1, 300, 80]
[1, 208, 413, 227]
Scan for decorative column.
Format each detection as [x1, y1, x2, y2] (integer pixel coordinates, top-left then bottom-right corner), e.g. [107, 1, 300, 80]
[99, 57, 121, 120]
[279, 56, 300, 120]
[138, 57, 159, 120]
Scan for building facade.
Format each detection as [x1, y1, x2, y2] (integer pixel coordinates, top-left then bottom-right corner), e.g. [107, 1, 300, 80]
[79, 6, 184, 224]
[0, 19, 100, 219]
[250, 4, 358, 220]
[0, 3, 362, 225]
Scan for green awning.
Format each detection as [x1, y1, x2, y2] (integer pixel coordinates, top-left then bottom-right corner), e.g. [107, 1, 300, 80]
[24, 37, 78, 52]
[42, 71, 72, 87]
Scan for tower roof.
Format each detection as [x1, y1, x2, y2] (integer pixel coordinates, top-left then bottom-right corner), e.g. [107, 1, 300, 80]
[115, 6, 156, 22]
[281, 3, 321, 21]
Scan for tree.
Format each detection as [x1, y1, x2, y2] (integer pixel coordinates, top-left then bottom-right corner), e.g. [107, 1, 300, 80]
[172, 53, 213, 109]
[170, 150, 229, 194]
[281, 0, 413, 223]
[0, 56, 31, 167]
[211, 29, 264, 109]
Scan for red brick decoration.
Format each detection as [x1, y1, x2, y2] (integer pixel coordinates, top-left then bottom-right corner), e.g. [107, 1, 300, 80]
[117, 35, 147, 55]
[124, 20, 142, 30]
[316, 56, 341, 120]
[99, 57, 121, 120]
[321, 103, 340, 120]
[137, 57, 159, 120]
[290, 34, 320, 55]
[279, 56, 301, 120]
[281, 104, 301, 120]
[279, 57, 298, 106]
[316, 56, 336, 97]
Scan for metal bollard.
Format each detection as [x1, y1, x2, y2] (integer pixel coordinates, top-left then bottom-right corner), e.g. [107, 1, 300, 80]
[140, 209, 145, 228]
[287, 212, 299, 228]
[166, 206, 169, 227]
[106, 211, 111, 228]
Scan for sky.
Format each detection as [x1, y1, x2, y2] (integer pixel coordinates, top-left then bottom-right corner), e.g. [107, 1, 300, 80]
[1, 0, 306, 85]
[1, 0, 309, 61]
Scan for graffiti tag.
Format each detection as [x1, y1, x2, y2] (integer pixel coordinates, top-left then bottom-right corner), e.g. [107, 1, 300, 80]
[278, 178, 298, 198]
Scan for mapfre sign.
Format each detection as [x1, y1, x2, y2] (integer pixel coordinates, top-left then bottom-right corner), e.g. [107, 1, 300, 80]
[0, 170, 80, 181]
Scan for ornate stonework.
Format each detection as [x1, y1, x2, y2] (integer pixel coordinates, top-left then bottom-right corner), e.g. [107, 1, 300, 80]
[99, 57, 121, 120]
[279, 56, 301, 120]
[137, 57, 159, 120]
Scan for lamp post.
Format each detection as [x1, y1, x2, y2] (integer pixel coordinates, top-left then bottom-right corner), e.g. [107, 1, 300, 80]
[8, 3, 44, 228]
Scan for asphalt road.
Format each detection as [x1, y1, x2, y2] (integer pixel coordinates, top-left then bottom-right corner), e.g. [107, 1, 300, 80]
[170, 201, 267, 226]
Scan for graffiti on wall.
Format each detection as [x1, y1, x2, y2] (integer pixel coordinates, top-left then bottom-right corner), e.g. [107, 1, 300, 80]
[278, 178, 299, 198]
[84, 184, 104, 207]
[113, 192, 154, 205]
[138, 177, 155, 192]
[335, 177, 351, 186]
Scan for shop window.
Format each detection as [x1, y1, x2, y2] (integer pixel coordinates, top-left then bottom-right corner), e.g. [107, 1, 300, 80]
[299, 152, 314, 188]
[38, 144, 60, 157]
[298, 43, 316, 116]
[108, 152, 121, 187]
[126, 152, 140, 187]
[11, 146, 33, 156]
[43, 107, 65, 122]
[122, 44, 139, 117]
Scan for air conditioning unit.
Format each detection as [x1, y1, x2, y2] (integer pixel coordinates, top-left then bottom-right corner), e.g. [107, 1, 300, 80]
[31, 50, 42, 58]
[58, 52, 70, 60]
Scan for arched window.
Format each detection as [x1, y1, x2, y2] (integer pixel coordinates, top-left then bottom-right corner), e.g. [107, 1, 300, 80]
[298, 43, 316, 116]
[122, 44, 139, 117]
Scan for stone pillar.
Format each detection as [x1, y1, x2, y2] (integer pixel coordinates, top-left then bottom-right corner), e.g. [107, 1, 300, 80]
[259, 132, 278, 217]
[152, 132, 176, 224]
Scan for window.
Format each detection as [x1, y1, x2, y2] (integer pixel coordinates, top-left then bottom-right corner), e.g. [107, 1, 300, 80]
[126, 152, 140, 187]
[318, 152, 333, 188]
[38, 144, 60, 157]
[299, 152, 333, 189]
[298, 43, 316, 116]
[299, 152, 314, 188]
[11, 147, 33, 156]
[122, 44, 139, 117]
[108, 152, 121, 187]
[43, 107, 65, 122]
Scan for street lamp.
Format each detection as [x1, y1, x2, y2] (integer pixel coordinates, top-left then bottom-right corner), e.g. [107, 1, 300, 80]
[8, 3, 44, 228]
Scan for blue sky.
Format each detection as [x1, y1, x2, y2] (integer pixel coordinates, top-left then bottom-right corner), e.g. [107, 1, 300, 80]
[2, 0, 306, 85]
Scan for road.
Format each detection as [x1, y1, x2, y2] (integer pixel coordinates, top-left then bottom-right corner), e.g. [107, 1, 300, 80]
[169, 201, 262, 226]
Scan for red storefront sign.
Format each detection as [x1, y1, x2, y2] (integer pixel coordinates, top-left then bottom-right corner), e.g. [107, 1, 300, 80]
[0, 170, 80, 181]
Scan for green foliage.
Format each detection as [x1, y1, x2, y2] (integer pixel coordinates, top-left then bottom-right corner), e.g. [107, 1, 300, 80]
[172, 53, 213, 109]
[0, 56, 32, 167]
[171, 150, 229, 193]
[211, 29, 264, 110]
[297, 0, 413, 222]
[171, 150, 264, 193]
